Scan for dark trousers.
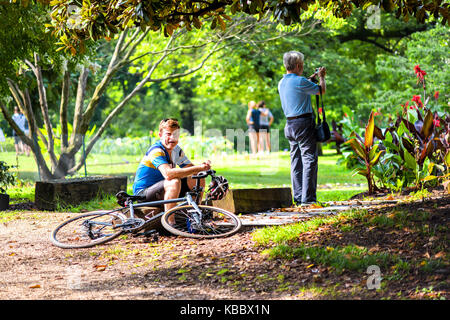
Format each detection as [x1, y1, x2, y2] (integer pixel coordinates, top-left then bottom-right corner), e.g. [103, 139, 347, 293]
[284, 117, 318, 204]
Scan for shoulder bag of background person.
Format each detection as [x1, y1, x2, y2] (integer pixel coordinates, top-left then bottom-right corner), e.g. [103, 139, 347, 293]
[315, 85, 331, 142]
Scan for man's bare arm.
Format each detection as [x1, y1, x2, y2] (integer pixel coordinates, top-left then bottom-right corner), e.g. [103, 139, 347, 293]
[158, 162, 210, 180]
[317, 67, 326, 95]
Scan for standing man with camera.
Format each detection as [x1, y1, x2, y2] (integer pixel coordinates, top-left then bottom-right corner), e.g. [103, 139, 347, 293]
[278, 51, 326, 206]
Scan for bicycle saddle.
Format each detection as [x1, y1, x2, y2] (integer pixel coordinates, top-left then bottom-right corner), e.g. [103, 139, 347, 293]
[115, 191, 145, 207]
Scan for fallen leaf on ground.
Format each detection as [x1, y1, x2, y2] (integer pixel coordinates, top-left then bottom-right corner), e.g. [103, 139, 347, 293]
[94, 265, 107, 271]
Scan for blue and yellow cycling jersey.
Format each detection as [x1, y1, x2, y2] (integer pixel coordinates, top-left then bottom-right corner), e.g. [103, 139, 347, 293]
[132, 140, 191, 195]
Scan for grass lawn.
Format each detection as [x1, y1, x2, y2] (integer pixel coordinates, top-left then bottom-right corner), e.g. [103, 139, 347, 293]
[2, 149, 366, 209]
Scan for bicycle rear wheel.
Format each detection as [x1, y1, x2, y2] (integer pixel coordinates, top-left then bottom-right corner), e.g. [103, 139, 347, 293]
[50, 209, 128, 249]
[161, 205, 242, 239]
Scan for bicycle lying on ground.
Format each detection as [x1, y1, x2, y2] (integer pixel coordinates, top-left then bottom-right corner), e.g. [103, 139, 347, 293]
[50, 170, 241, 249]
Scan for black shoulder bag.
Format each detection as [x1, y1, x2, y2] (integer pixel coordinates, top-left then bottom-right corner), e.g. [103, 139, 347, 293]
[315, 85, 331, 142]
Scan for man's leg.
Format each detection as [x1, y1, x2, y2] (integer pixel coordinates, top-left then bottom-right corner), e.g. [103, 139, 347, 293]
[289, 140, 303, 205]
[163, 178, 181, 224]
[186, 177, 205, 203]
[298, 122, 318, 204]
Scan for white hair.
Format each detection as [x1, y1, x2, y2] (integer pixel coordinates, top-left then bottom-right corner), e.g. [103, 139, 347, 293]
[283, 51, 304, 71]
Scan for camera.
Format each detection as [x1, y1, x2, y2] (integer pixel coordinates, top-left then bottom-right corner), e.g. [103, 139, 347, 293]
[309, 68, 320, 83]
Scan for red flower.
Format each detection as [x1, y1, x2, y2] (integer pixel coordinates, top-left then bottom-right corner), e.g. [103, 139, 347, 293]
[318, 107, 323, 114]
[411, 95, 423, 108]
[414, 65, 421, 74]
[433, 118, 440, 128]
[344, 112, 348, 117]
[414, 65, 427, 80]
[434, 91, 439, 100]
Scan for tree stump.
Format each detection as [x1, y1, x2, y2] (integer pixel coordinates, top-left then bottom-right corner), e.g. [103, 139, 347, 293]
[35, 176, 127, 211]
[212, 187, 292, 214]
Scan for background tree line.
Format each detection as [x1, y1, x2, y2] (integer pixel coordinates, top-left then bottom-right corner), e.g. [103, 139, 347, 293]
[0, 1, 448, 180]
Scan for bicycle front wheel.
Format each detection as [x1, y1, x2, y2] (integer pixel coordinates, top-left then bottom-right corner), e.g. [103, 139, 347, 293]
[161, 205, 242, 239]
[50, 209, 128, 249]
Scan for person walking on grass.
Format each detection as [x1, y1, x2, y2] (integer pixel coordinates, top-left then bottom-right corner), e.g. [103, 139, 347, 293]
[278, 51, 326, 206]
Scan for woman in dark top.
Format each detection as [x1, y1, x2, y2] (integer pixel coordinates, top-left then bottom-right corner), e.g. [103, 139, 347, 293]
[246, 101, 260, 155]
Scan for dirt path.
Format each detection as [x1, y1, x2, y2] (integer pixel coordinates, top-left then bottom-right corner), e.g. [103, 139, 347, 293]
[0, 194, 448, 300]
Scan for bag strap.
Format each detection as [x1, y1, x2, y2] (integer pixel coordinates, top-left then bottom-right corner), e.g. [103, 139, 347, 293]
[315, 85, 326, 124]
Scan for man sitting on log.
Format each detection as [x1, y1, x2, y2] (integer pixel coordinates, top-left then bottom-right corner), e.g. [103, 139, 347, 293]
[132, 118, 211, 223]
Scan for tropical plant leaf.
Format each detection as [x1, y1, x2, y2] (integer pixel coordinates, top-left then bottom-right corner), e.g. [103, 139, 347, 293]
[402, 118, 419, 136]
[346, 137, 366, 160]
[370, 150, 385, 166]
[352, 167, 368, 178]
[373, 125, 384, 140]
[419, 139, 434, 165]
[403, 150, 417, 172]
[383, 140, 399, 152]
[364, 111, 375, 149]
[368, 143, 379, 160]
[401, 136, 415, 154]
[445, 151, 450, 167]
[421, 109, 434, 139]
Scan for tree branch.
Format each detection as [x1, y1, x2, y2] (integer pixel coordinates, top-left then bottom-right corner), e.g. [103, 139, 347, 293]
[69, 66, 90, 152]
[33, 53, 58, 169]
[59, 66, 70, 150]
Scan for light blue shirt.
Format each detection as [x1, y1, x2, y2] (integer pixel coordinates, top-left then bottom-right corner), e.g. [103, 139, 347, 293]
[259, 108, 273, 126]
[278, 73, 319, 118]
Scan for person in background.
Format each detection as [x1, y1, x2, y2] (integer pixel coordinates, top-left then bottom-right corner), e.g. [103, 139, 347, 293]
[257, 100, 274, 153]
[11, 106, 26, 156]
[277, 51, 326, 206]
[246, 101, 260, 156]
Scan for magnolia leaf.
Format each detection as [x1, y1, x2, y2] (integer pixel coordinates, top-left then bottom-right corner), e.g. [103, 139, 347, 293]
[364, 111, 375, 149]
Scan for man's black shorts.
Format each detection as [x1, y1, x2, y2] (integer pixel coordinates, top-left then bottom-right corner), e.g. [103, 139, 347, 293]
[138, 178, 191, 202]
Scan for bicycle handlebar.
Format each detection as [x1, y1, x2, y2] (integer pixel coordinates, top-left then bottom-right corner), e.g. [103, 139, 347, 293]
[192, 169, 216, 179]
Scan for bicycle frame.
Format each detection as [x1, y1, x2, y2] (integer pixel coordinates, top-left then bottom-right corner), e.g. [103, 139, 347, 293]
[51, 170, 240, 248]
[119, 177, 206, 231]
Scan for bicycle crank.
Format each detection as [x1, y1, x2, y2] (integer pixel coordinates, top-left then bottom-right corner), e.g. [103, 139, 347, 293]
[121, 218, 146, 232]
